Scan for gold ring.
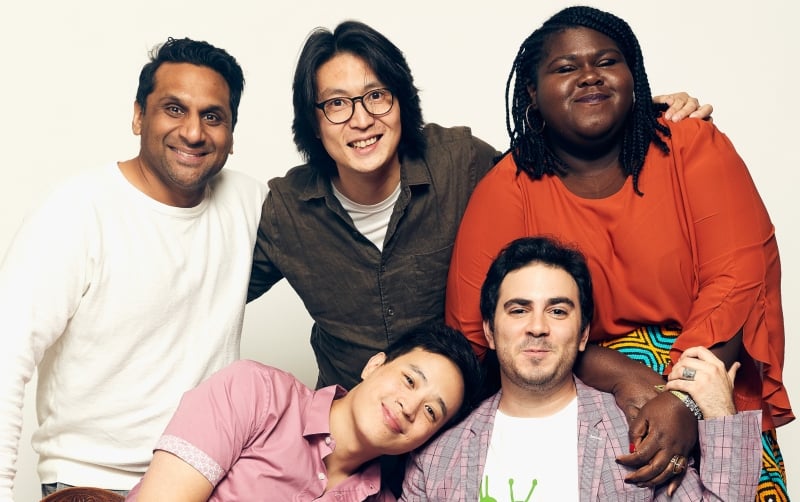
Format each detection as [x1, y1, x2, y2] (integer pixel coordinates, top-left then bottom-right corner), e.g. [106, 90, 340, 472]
[669, 454, 686, 475]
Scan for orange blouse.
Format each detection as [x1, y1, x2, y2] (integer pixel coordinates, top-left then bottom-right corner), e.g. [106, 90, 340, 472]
[446, 117, 792, 430]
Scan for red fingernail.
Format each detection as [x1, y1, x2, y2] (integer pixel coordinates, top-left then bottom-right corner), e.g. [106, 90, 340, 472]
[629, 443, 635, 453]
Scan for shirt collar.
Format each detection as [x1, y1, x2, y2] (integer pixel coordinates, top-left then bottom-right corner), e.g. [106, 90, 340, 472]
[303, 384, 347, 438]
[299, 155, 433, 203]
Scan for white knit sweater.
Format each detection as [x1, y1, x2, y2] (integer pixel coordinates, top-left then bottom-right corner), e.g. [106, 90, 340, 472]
[0, 164, 266, 497]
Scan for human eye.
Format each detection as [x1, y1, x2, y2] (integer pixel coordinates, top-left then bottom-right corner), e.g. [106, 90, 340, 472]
[367, 89, 388, 102]
[202, 112, 222, 124]
[424, 404, 437, 421]
[325, 97, 350, 112]
[506, 303, 528, 316]
[551, 61, 577, 74]
[548, 306, 569, 318]
[403, 373, 415, 387]
[597, 58, 619, 67]
[164, 104, 184, 117]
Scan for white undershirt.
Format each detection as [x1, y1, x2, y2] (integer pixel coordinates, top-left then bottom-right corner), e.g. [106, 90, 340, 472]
[481, 397, 580, 502]
[332, 182, 401, 251]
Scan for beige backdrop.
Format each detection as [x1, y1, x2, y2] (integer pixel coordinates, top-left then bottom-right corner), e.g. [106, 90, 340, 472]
[3, 1, 798, 500]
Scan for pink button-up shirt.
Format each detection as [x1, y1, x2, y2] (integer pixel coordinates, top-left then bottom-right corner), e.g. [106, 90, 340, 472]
[127, 360, 393, 501]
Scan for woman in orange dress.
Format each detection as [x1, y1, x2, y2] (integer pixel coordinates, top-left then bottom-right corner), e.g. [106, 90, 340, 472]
[445, 6, 792, 500]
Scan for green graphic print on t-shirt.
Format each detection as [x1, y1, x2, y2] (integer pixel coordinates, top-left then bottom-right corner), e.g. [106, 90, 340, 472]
[480, 475, 538, 502]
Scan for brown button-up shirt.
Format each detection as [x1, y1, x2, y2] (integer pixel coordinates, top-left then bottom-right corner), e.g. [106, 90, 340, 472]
[248, 124, 498, 389]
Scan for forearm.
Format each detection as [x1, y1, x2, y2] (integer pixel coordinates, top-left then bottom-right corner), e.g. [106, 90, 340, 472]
[575, 344, 664, 393]
[708, 329, 742, 369]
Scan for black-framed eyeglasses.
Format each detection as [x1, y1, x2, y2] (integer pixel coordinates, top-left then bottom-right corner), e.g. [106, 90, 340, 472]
[314, 88, 394, 124]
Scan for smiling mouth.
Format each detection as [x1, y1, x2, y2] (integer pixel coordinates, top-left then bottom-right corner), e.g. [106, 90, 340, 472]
[171, 146, 208, 159]
[382, 404, 403, 434]
[349, 136, 380, 149]
[575, 93, 608, 103]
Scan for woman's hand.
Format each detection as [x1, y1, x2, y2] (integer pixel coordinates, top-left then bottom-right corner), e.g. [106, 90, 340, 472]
[653, 92, 714, 122]
[614, 383, 698, 495]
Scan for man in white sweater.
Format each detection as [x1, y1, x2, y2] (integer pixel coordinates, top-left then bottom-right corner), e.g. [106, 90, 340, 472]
[0, 37, 267, 500]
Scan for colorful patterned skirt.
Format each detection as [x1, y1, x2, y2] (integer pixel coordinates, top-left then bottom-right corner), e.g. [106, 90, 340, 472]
[599, 326, 789, 501]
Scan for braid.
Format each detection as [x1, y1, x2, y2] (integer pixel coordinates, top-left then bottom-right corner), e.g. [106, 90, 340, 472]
[505, 6, 671, 195]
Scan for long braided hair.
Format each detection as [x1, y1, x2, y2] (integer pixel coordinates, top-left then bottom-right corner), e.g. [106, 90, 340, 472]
[505, 6, 670, 194]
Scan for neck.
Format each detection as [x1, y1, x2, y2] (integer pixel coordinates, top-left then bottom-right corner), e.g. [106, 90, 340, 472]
[324, 397, 377, 485]
[332, 165, 400, 205]
[118, 158, 205, 207]
[497, 375, 577, 418]
[548, 137, 627, 199]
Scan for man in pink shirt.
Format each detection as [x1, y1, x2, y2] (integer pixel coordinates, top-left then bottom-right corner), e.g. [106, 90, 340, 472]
[126, 324, 482, 501]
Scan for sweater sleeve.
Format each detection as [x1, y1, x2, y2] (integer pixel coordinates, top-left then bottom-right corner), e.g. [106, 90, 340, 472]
[445, 155, 528, 358]
[0, 186, 92, 499]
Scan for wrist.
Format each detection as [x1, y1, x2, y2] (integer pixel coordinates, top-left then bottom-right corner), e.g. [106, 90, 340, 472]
[654, 385, 703, 420]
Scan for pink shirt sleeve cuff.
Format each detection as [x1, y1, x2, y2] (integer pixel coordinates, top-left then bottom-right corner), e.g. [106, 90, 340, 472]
[156, 434, 225, 485]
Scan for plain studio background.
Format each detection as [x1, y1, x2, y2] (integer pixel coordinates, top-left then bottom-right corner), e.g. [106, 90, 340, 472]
[2, 1, 797, 499]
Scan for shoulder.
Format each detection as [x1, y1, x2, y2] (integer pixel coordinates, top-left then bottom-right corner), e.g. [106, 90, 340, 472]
[266, 162, 322, 193]
[204, 360, 301, 392]
[427, 393, 497, 444]
[575, 378, 619, 413]
[23, 164, 120, 227]
[210, 169, 267, 201]
[422, 123, 498, 156]
[470, 152, 524, 194]
[658, 116, 725, 146]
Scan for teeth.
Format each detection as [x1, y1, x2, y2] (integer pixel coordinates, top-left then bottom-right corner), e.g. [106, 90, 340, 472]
[351, 137, 378, 148]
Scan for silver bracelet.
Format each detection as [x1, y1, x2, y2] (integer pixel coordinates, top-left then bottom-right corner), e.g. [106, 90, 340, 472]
[654, 385, 704, 420]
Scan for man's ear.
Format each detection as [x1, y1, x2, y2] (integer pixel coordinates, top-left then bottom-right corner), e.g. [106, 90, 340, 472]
[483, 320, 497, 350]
[132, 101, 144, 135]
[578, 324, 590, 352]
[361, 352, 387, 380]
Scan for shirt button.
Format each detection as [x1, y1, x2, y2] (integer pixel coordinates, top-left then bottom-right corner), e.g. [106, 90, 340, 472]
[318, 472, 326, 480]
[325, 436, 332, 445]
[387, 307, 394, 316]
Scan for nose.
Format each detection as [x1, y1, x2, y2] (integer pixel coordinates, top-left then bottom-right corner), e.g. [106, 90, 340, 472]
[526, 311, 549, 337]
[347, 99, 375, 128]
[577, 65, 603, 87]
[398, 394, 423, 422]
[179, 113, 205, 144]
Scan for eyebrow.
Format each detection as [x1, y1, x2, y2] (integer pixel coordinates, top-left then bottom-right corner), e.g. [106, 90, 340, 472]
[503, 297, 576, 309]
[409, 363, 448, 419]
[548, 48, 623, 64]
[317, 81, 385, 100]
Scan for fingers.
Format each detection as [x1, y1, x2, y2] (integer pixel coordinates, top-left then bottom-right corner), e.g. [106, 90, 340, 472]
[666, 472, 687, 497]
[667, 346, 737, 418]
[727, 360, 741, 382]
[615, 391, 698, 488]
[658, 92, 695, 122]
[689, 103, 714, 121]
[621, 448, 685, 487]
[656, 92, 713, 122]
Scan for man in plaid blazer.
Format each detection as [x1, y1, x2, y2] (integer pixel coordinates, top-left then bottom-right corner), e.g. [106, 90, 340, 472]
[401, 237, 762, 501]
